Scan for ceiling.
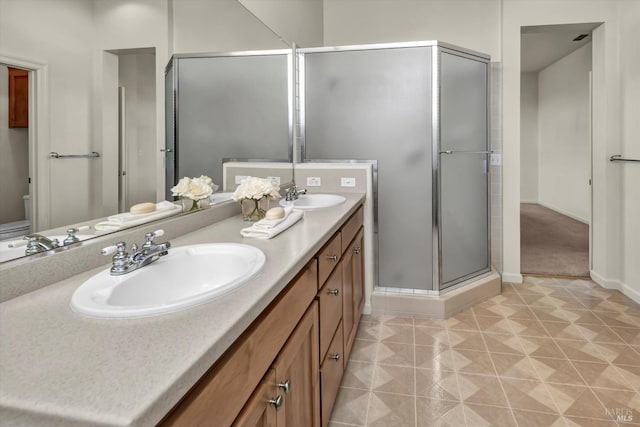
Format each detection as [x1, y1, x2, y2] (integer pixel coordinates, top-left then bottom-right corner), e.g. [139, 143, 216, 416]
[521, 23, 602, 73]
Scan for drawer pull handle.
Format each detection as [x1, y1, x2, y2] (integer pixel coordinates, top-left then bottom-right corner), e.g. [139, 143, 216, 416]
[278, 379, 291, 394]
[268, 395, 284, 410]
[327, 254, 338, 262]
[353, 247, 361, 254]
[329, 353, 341, 362]
[328, 288, 339, 296]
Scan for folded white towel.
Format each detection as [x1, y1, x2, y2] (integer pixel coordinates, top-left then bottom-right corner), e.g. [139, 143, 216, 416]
[94, 201, 182, 231]
[240, 209, 303, 240]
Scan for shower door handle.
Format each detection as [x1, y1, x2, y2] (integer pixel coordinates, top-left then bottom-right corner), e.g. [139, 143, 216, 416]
[439, 150, 492, 155]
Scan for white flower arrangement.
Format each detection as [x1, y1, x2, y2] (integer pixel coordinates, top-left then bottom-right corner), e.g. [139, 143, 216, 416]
[232, 176, 281, 201]
[171, 175, 218, 201]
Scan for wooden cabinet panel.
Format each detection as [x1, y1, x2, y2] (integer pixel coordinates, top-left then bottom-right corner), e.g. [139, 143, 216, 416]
[233, 370, 278, 427]
[8, 67, 28, 128]
[352, 229, 365, 317]
[320, 322, 344, 427]
[317, 266, 343, 361]
[317, 233, 341, 288]
[342, 228, 364, 365]
[340, 206, 363, 254]
[272, 302, 320, 427]
[161, 261, 317, 427]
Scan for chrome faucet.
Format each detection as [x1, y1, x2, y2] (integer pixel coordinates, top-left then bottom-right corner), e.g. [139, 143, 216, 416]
[285, 184, 307, 201]
[102, 229, 171, 276]
[24, 234, 60, 255]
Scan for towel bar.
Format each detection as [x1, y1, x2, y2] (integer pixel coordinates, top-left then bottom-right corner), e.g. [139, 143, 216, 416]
[49, 151, 100, 159]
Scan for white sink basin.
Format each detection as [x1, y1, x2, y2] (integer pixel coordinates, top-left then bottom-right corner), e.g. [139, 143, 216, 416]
[279, 194, 346, 210]
[0, 234, 93, 263]
[70, 243, 265, 318]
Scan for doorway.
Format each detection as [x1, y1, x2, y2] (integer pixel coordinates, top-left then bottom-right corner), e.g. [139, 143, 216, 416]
[519, 23, 600, 278]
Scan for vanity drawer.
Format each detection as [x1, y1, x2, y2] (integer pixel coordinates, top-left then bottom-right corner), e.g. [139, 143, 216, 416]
[317, 232, 342, 287]
[340, 206, 363, 253]
[317, 264, 343, 361]
[320, 322, 344, 427]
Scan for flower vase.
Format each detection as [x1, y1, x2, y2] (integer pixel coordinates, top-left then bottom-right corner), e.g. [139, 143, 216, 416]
[241, 197, 269, 221]
[181, 198, 199, 212]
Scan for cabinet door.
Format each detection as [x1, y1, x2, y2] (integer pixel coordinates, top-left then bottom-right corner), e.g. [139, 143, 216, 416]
[341, 246, 355, 364]
[272, 302, 320, 427]
[233, 370, 279, 427]
[352, 230, 365, 318]
[8, 67, 29, 128]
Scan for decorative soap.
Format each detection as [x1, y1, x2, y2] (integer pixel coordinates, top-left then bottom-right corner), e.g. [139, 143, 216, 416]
[265, 206, 285, 220]
[130, 202, 156, 214]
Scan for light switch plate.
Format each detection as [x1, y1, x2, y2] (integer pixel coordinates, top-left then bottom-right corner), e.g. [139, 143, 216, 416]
[490, 154, 501, 166]
[341, 177, 356, 187]
[235, 175, 248, 184]
[267, 176, 281, 185]
[306, 176, 321, 187]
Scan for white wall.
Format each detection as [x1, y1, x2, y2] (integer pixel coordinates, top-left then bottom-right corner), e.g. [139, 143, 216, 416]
[619, 0, 640, 295]
[520, 72, 539, 202]
[537, 43, 592, 222]
[240, 0, 324, 48]
[323, 0, 501, 60]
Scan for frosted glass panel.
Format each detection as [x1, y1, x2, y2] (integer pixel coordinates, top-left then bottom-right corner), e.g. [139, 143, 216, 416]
[440, 155, 489, 284]
[304, 47, 433, 291]
[439, 51, 489, 287]
[176, 54, 290, 187]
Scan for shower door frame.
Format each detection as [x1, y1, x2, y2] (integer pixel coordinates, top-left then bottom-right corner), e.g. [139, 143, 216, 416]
[299, 41, 492, 294]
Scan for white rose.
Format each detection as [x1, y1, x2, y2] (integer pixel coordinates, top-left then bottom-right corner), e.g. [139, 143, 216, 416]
[170, 177, 191, 197]
[187, 176, 214, 200]
[232, 177, 281, 201]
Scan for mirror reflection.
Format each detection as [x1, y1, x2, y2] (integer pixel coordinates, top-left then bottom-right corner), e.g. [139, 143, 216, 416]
[0, 0, 293, 264]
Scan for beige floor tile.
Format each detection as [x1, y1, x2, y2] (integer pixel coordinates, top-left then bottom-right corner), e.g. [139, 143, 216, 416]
[463, 403, 517, 426]
[349, 339, 379, 363]
[415, 368, 459, 401]
[472, 303, 504, 318]
[574, 323, 628, 344]
[356, 321, 382, 341]
[342, 360, 375, 390]
[416, 398, 464, 427]
[508, 319, 552, 338]
[383, 316, 415, 326]
[500, 377, 559, 413]
[474, 316, 514, 335]
[610, 326, 640, 346]
[544, 383, 609, 419]
[368, 392, 416, 427]
[483, 332, 525, 355]
[451, 349, 496, 375]
[491, 353, 540, 380]
[360, 314, 383, 324]
[563, 416, 619, 426]
[414, 326, 449, 348]
[596, 311, 640, 329]
[502, 305, 537, 320]
[540, 320, 588, 341]
[571, 360, 634, 391]
[329, 387, 369, 426]
[380, 324, 414, 345]
[518, 336, 567, 359]
[612, 363, 640, 391]
[371, 364, 415, 395]
[555, 339, 610, 364]
[529, 306, 574, 323]
[457, 372, 509, 407]
[512, 409, 566, 427]
[445, 313, 479, 332]
[592, 342, 640, 366]
[377, 342, 415, 367]
[530, 357, 586, 386]
[447, 329, 488, 352]
[415, 345, 456, 371]
[413, 318, 447, 328]
[592, 388, 640, 419]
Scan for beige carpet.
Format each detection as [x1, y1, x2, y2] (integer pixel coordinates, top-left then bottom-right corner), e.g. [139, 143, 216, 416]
[520, 203, 590, 278]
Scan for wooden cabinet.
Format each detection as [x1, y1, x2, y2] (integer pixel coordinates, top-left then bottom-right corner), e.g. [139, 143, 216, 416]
[8, 67, 28, 128]
[342, 229, 364, 365]
[162, 203, 364, 427]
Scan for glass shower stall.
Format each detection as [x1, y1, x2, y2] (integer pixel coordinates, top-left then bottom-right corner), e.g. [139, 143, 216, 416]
[300, 41, 491, 293]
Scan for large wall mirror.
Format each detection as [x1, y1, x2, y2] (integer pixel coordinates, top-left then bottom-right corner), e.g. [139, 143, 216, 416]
[0, 0, 294, 264]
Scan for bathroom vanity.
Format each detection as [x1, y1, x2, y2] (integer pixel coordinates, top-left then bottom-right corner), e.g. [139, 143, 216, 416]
[0, 194, 365, 426]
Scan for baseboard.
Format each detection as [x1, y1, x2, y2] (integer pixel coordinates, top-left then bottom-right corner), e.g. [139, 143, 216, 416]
[591, 270, 640, 304]
[520, 199, 539, 204]
[536, 200, 589, 224]
[501, 272, 523, 284]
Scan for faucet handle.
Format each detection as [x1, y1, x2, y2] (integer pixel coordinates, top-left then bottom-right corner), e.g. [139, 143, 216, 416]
[143, 229, 165, 248]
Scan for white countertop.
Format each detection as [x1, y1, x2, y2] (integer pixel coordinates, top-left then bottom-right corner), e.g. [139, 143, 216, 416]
[0, 194, 364, 426]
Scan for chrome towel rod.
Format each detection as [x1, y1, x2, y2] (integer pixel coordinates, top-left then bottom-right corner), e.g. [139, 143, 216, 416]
[610, 155, 640, 163]
[49, 151, 100, 159]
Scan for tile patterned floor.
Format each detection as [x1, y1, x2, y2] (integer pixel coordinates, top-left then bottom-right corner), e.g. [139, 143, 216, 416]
[329, 276, 640, 427]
